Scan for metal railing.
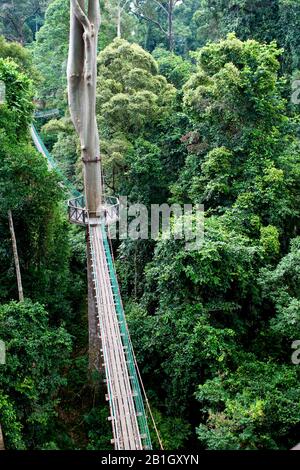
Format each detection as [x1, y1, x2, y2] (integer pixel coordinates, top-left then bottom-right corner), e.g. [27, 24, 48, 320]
[103, 196, 119, 226]
[68, 195, 87, 226]
[68, 195, 119, 226]
[101, 223, 152, 449]
[88, 221, 152, 449]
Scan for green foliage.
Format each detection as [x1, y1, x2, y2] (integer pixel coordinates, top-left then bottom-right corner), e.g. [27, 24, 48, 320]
[0, 58, 34, 137]
[0, 300, 72, 448]
[260, 225, 280, 257]
[97, 39, 176, 134]
[0, 392, 24, 449]
[0, 35, 36, 76]
[144, 216, 259, 311]
[0, 51, 82, 322]
[126, 216, 260, 413]
[3, 0, 300, 452]
[32, 0, 69, 105]
[171, 35, 299, 241]
[260, 237, 300, 340]
[84, 407, 113, 451]
[96, 39, 176, 195]
[152, 47, 193, 89]
[41, 117, 80, 186]
[101, 0, 142, 48]
[123, 138, 166, 205]
[0, 130, 74, 320]
[32, 0, 143, 105]
[0, 0, 49, 44]
[191, 0, 300, 75]
[278, 0, 300, 72]
[121, 35, 300, 450]
[150, 409, 191, 450]
[196, 361, 300, 450]
[173, 0, 200, 55]
[183, 34, 284, 131]
[193, 0, 280, 47]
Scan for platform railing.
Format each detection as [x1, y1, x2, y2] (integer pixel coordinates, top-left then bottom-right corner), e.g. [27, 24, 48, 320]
[68, 195, 119, 226]
[68, 195, 87, 226]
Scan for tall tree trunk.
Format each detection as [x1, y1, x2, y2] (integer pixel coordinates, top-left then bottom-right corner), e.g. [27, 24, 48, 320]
[67, 0, 102, 215]
[117, 3, 121, 38]
[8, 210, 24, 302]
[168, 0, 174, 52]
[67, 0, 102, 370]
[0, 424, 4, 451]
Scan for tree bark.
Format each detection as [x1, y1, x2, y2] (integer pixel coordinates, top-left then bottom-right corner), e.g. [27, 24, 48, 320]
[67, 0, 102, 216]
[117, 3, 121, 38]
[116, 0, 130, 39]
[8, 210, 24, 302]
[0, 424, 4, 451]
[67, 0, 102, 370]
[168, 0, 174, 52]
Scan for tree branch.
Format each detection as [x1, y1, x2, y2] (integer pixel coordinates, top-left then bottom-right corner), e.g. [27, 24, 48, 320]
[152, 0, 168, 15]
[133, 11, 168, 36]
[88, 0, 101, 30]
[120, 0, 131, 14]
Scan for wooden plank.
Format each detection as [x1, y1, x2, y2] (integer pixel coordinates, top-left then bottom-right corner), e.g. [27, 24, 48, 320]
[90, 225, 142, 449]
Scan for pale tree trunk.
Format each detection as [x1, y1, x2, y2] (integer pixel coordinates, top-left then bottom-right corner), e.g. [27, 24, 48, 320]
[67, 0, 102, 216]
[168, 0, 174, 52]
[117, 3, 121, 38]
[67, 0, 102, 370]
[116, 0, 130, 39]
[0, 424, 4, 450]
[8, 210, 24, 302]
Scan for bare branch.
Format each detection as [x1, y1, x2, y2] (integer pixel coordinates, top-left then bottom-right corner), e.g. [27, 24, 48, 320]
[120, 0, 131, 14]
[152, 0, 168, 15]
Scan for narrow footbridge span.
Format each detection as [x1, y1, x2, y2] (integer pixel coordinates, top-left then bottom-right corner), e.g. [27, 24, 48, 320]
[70, 199, 152, 450]
[31, 125, 153, 450]
[89, 221, 149, 449]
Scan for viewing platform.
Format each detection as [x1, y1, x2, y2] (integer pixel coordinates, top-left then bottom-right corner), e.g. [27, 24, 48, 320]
[68, 195, 119, 226]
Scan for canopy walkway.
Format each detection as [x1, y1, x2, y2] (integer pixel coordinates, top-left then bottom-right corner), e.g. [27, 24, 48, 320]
[31, 125, 153, 450]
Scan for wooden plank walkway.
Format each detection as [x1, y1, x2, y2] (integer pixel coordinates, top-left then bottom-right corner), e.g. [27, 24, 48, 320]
[89, 224, 143, 450]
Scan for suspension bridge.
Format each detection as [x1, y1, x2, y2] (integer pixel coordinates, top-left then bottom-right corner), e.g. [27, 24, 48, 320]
[30, 124, 156, 450]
